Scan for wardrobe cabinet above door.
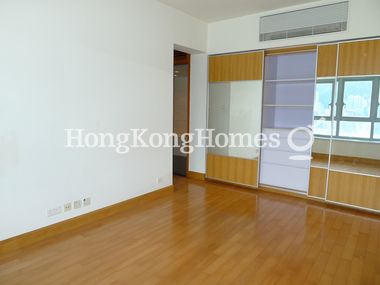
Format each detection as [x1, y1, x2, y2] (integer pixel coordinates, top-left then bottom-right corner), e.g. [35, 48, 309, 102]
[209, 52, 263, 82]
[338, 39, 380, 76]
[317, 44, 338, 78]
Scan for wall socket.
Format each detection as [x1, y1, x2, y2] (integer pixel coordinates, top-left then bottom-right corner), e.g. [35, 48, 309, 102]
[156, 177, 163, 183]
[64, 203, 72, 212]
[48, 197, 91, 217]
[74, 200, 82, 209]
[83, 197, 91, 207]
[48, 206, 62, 217]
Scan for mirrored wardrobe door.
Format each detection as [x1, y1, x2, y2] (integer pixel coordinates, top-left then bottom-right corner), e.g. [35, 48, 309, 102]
[308, 44, 338, 200]
[206, 51, 264, 188]
[207, 81, 263, 187]
[325, 40, 380, 211]
[326, 77, 380, 211]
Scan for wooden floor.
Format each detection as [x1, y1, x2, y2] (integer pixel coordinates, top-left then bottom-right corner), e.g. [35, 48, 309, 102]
[1, 176, 380, 285]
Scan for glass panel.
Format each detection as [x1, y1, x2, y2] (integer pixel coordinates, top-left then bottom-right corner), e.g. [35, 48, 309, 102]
[329, 139, 380, 177]
[208, 83, 231, 157]
[208, 81, 263, 159]
[313, 119, 336, 136]
[311, 137, 330, 169]
[309, 135, 329, 198]
[328, 78, 380, 211]
[309, 80, 335, 197]
[229, 81, 262, 159]
[314, 83, 333, 116]
[342, 81, 373, 118]
[339, 121, 371, 139]
[309, 124, 331, 198]
[374, 123, 380, 139]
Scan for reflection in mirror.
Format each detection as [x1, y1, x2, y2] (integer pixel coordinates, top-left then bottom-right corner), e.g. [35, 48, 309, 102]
[330, 140, 380, 176]
[329, 77, 380, 177]
[308, 136, 330, 199]
[208, 82, 230, 157]
[327, 77, 380, 211]
[312, 80, 336, 169]
[208, 81, 263, 160]
[311, 138, 330, 169]
[309, 80, 335, 198]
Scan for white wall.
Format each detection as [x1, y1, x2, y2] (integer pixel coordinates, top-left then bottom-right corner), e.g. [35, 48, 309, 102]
[0, 0, 207, 241]
[189, 54, 208, 173]
[208, 0, 380, 54]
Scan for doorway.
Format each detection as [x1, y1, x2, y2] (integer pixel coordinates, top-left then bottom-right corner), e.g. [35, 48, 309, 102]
[173, 50, 190, 176]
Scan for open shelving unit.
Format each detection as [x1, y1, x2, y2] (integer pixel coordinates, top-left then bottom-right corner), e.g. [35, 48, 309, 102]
[260, 51, 317, 192]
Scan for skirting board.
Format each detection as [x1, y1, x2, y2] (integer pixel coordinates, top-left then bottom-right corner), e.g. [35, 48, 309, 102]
[259, 185, 308, 200]
[0, 185, 174, 258]
[187, 171, 206, 181]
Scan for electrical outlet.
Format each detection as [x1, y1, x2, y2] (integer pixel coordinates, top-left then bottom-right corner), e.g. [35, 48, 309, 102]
[83, 197, 91, 207]
[48, 206, 62, 217]
[64, 202, 72, 212]
[74, 200, 82, 209]
[156, 177, 163, 184]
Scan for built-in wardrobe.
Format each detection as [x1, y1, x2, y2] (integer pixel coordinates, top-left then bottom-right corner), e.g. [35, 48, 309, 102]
[206, 38, 380, 214]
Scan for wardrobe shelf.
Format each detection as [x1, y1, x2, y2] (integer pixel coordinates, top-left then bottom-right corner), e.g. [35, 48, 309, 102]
[262, 126, 312, 131]
[265, 78, 316, 83]
[264, 104, 314, 108]
[261, 161, 310, 170]
[263, 127, 295, 131]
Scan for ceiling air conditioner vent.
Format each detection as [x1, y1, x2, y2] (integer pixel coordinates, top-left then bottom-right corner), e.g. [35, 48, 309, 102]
[260, 2, 349, 42]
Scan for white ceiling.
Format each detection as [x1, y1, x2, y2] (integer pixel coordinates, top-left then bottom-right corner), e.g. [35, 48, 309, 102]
[158, 0, 321, 22]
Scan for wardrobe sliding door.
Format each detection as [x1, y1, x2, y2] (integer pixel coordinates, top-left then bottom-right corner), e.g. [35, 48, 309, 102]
[326, 39, 380, 211]
[207, 52, 263, 187]
[327, 77, 380, 210]
[260, 50, 317, 193]
[308, 44, 338, 199]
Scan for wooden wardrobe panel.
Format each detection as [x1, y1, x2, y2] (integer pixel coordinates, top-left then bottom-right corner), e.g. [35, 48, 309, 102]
[209, 52, 263, 82]
[317, 44, 337, 77]
[338, 39, 380, 76]
[209, 56, 229, 82]
[308, 167, 328, 199]
[265, 45, 317, 56]
[206, 153, 258, 187]
[327, 171, 380, 211]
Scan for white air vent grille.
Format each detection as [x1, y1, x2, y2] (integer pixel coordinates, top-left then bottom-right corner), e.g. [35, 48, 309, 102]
[260, 2, 349, 41]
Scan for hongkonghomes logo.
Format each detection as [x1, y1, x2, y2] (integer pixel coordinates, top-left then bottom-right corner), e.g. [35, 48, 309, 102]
[65, 127, 314, 161]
